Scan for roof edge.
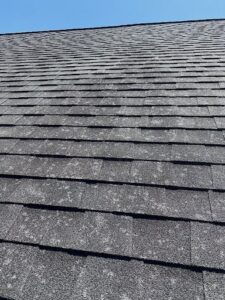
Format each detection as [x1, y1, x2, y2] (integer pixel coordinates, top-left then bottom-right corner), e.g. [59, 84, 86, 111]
[1, 18, 225, 36]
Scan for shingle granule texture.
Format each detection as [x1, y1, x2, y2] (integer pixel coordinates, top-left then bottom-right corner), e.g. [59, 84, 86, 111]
[1, 19, 225, 299]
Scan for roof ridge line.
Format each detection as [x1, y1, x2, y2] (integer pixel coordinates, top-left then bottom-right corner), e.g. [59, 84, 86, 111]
[1, 18, 225, 36]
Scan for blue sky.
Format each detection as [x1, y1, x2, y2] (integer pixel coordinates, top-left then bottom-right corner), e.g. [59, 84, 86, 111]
[1, 0, 225, 34]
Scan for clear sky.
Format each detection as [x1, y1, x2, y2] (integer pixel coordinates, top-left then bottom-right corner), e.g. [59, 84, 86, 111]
[1, 0, 225, 34]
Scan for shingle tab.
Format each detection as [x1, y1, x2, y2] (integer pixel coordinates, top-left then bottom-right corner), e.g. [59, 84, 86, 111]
[22, 250, 85, 300]
[132, 219, 190, 264]
[131, 161, 169, 185]
[73, 256, 204, 300]
[209, 191, 225, 222]
[73, 257, 143, 300]
[0, 154, 35, 176]
[170, 164, 213, 188]
[165, 189, 212, 221]
[7, 207, 54, 244]
[141, 263, 204, 300]
[41, 211, 86, 249]
[0, 178, 22, 202]
[191, 222, 225, 269]
[0, 243, 37, 299]
[99, 160, 131, 182]
[0, 139, 18, 153]
[0, 204, 22, 238]
[171, 144, 210, 162]
[203, 271, 225, 300]
[8, 178, 85, 207]
[212, 165, 225, 189]
[83, 212, 133, 255]
[62, 157, 103, 179]
[207, 146, 225, 164]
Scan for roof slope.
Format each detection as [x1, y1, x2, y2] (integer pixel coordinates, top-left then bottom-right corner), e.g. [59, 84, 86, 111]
[0, 19, 225, 299]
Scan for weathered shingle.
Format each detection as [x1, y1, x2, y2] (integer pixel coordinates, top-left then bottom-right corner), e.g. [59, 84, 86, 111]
[191, 222, 225, 269]
[1, 19, 225, 298]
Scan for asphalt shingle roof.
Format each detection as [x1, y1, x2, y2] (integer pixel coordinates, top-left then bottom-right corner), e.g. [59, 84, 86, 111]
[0, 19, 225, 299]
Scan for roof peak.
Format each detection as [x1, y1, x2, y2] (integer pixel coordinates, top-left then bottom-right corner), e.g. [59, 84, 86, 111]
[1, 17, 225, 36]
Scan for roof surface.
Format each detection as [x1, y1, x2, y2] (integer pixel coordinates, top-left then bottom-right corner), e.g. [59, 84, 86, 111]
[0, 19, 225, 299]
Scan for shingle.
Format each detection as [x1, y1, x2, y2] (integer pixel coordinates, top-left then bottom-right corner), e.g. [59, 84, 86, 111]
[41, 211, 86, 249]
[185, 129, 225, 145]
[0, 178, 22, 202]
[7, 207, 54, 244]
[169, 129, 189, 143]
[171, 144, 210, 162]
[135, 143, 171, 160]
[131, 161, 170, 185]
[191, 222, 225, 269]
[208, 191, 225, 222]
[212, 165, 225, 189]
[3, 106, 34, 114]
[207, 146, 225, 163]
[66, 141, 99, 157]
[215, 117, 225, 129]
[0, 139, 18, 153]
[25, 157, 70, 178]
[37, 139, 73, 156]
[141, 263, 204, 300]
[73, 255, 204, 299]
[141, 129, 170, 142]
[62, 158, 103, 180]
[165, 189, 212, 220]
[109, 127, 142, 141]
[84, 212, 133, 256]
[10, 139, 45, 155]
[149, 116, 216, 129]
[99, 160, 131, 182]
[175, 106, 209, 116]
[31, 126, 89, 140]
[0, 154, 35, 176]
[209, 106, 225, 116]
[132, 219, 190, 264]
[0, 204, 22, 238]
[22, 250, 85, 300]
[73, 257, 142, 300]
[0, 126, 35, 138]
[0, 115, 22, 125]
[83, 184, 211, 221]
[8, 178, 85, 207]
[104, 142, 136, 159]
[62, 116, 149, 127]
[20, 249, 54, 299]
[0, 243, 37, 299]
[203, 271, 225, 300]
[81, 183, 165, 215]
[170, 164, 213, 188]
[40, 210, 132, 256]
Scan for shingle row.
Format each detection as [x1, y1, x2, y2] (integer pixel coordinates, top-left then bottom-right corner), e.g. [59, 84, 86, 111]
[1, 74, 225, 84]
[0, 100, 212, 116]
[1, 104, 225, 116]
[1, 82, 221, 92]
[3, 139, 225, 165]
[0, 155, 217, 189]
[0, 205, 225, 269]
[13, 115, 217, 129]
[0, 126, 224, 145]
[4, 96, 225, 106]
[0, 177, 212, 221]
[1, 242, 217, 300]
[2, 89, 225, 98]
